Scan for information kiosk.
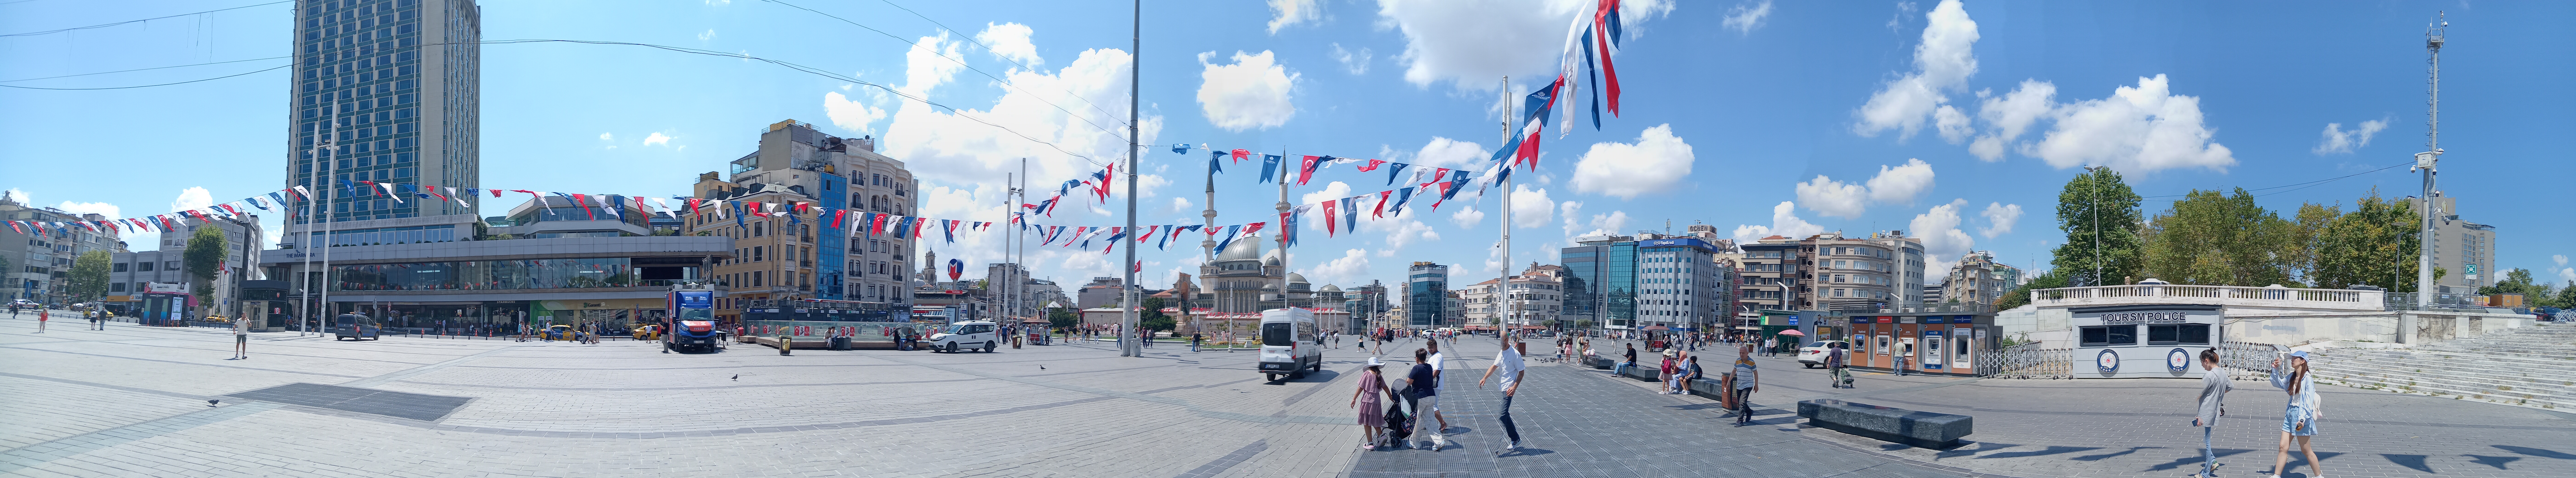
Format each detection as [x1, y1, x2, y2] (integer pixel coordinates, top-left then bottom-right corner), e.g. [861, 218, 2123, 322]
[2068, 304, 2223, 379]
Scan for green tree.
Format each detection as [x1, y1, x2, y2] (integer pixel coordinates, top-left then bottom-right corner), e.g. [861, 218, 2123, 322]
[1046, 307, 1078, 329]
[183, 226, 229, 298]
[2479, 268, 2564, 308]
[68, 250, 112, 303]
[2140, 188, 2296, 286]
[1995, 270, 2072, 310]
[1574, 319, 1594, 330]
[2557, 281, 2576, 309]
[1138, 297, 1174, 331]
[2051, 168, 2146, 286]
[2284, 201, 2342, 284]
[2310, 189, 2422, 290]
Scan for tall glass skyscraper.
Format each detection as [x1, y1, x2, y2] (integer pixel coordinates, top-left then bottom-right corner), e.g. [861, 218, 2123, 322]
[285, 0, 481, 246]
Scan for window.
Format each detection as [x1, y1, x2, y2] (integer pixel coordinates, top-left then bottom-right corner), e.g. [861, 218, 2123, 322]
[114, 263, 129, 272]
[2080, 325, 2136, 347]
[752, 271, 763, 287]
[753, 222, 764, 237]
[752, 246, 764, 262]
[111, 283, 127, 292]
[166, 261, 181, 270]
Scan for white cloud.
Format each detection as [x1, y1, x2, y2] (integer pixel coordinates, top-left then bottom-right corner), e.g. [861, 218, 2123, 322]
[1374, 0, 1673, 90]
[1732, 201, 1824, 242]
[52, 200, 119, 218]
[1450, 205, 1484, 228]
[1864, 158, 1937, 204]
[1, 188, 26, 205]
[1195, 50, 1299, 132]
[643, 132, 673, 147]
[1381, 208, 1440, 251]
[1933, 105, 1973, 143]
[703, 0, 729, 5]
[974, 22, 1043, 69]
[1977, 202, 2022, 238]
[170, 187, 213, 211]
[1853, 0, 1978, 140]
[1404, 137, 1490, 169]
[1268, 0, 1324, 34]
[1299, 181, 1354, 209]
[823, 91, 888, 136]
[1721, 1, 1774, 35]
[697, 29, 716, 41]
[1911, 199, 1975, 271]
[2312, 117, 2390, 155]
[1968, 79, 2056, 161]
[1330, 43, 1373, 75]
[1509, 184, 1553, 229]
[1169, 197, 1193, 214]
[597, 132, 614, 141]
[2557, 255, 2569, 267]
[2558, 267, 2575, 284]
[1563, 200, 1630, 238]
[1568, 124, 1694, 199]
[1794, 175, 1870, 219]
[1309, 249, 1372, 286]
[2022, 74, 2236, 173]
[880, 31, 1164, 204]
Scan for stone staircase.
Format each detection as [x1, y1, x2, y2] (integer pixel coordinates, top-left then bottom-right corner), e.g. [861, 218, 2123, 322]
[2307, 323, 2576, 410]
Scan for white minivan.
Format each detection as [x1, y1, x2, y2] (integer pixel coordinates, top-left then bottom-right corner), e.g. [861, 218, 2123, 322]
[1258, 308, 1323, 380]
[925, 321, 1000, 353]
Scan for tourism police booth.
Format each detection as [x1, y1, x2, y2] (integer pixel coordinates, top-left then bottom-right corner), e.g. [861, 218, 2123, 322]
[2069, 304, 2221, 378]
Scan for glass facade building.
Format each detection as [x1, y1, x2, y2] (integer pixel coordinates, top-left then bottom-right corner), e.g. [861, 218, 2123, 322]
[328, 258, 703, 292]
[1406, 262, 1448, 328]
[286, 0, 480, 228]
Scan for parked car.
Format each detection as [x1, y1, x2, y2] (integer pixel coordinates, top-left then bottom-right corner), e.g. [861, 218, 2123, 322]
[1797, 340, 1854, 368]
[331, 313, 381, 341]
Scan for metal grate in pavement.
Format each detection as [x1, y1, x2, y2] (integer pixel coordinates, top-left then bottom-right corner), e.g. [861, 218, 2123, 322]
[225, 383, 473, 422]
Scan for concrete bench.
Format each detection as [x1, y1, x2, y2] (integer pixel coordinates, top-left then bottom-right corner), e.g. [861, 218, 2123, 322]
[1586, 357, 1614, 369]
[1796, 399, 1972, 449]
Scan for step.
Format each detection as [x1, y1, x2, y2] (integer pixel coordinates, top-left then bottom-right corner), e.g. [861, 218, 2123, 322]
[2311, 351, 2576, 381]
[2310, 363, 2576, 397]
[2308, 356, 2576, 389]
[2310, 372, 2570, 409]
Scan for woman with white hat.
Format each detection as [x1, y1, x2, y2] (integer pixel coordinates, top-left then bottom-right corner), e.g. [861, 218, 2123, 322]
[2263, 350, 2326, 477]
[1350, 357, 1396, 450]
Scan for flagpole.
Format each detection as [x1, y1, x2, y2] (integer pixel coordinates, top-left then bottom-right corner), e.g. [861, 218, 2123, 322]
[1118, 0, 1142, 357]
[1276, 146, 1289, 314]
[1499, 77, 1513, 334]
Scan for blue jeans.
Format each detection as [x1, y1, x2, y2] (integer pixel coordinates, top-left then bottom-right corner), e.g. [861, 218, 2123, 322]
[1497, 395, 1522, 444]
[1613, 361, 1634, 376]
[2201, 426, 2215, 477]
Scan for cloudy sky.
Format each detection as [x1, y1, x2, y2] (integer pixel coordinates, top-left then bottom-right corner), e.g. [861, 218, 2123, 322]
[6, 0, 2573, 289]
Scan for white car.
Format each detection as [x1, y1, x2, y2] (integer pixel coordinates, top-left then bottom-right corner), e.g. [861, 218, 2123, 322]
[925, 321, 1000, 353]
[1797, 340, 1853, 368]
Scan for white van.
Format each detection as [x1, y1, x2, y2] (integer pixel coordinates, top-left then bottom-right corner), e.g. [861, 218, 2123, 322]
[925, 320, 1001, 353]
[1258, 308, 1323, 380]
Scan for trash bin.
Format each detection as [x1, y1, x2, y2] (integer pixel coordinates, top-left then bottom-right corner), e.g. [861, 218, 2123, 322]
[830, 336, 851, 351]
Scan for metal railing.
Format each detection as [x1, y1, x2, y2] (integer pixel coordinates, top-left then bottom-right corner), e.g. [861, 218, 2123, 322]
[2033, 284, 2375, 305]
[2218, 340, 2287, 378]
[1980, 342, 2070, 378]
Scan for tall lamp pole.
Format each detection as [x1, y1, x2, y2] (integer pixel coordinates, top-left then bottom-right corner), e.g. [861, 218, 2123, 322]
[1118, 0, 1142, 357]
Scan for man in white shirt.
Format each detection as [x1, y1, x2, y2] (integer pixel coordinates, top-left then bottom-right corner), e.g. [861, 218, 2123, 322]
[1425, 340, 1452, 438]
[1478, 336, 1529, 454]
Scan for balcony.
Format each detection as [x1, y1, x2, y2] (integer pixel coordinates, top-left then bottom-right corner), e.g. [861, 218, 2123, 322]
[2029, 284, 2383, 312]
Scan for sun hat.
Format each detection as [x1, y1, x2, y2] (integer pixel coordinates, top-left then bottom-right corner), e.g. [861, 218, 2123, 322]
[1367, 357, 1384, 367]
[2288, 350, 2309, 359]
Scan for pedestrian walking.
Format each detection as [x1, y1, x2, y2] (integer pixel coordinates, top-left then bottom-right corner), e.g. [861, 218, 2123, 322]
[1893, 343, 1912, 376]
[1352, 357, 1397, 450]
[2264, 351, 2325, 478]
[1827, 342, 1853, 389]
[1192, 332, 1203, 353]
[1477, 335, 1529, 454]
[1425, 340, 1453, 438]
[1404, 348, 1441, 451]
[1732, 345, 1760, 426]
[35, 308, 46, 333]
[232, 316, 250, 360]
[2192, 348, 2231, 478]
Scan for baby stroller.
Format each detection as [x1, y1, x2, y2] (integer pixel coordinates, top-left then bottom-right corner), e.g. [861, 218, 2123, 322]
[1380, 402, 1414, 449]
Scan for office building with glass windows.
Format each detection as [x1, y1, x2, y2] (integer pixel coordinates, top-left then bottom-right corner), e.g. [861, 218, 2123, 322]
[283, 0, 482, 247]
[1405, 262, 1448, 328]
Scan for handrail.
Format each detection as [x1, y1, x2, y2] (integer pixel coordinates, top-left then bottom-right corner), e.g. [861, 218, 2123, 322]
[2033, 284, 2373, 304]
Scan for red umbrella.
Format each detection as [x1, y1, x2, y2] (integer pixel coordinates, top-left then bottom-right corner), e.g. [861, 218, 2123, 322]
[1776, 329, 1807, 336]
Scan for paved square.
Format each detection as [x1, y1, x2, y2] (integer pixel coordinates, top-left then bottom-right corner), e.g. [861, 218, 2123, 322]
[5, 313, 2573, 478]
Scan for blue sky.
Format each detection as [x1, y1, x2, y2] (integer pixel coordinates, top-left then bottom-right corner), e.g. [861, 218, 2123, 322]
[5, 0, 2572, 290]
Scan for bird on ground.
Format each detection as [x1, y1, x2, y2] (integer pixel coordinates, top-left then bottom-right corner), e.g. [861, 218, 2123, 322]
[206, 399, 219, 407]
[1039, 365, 1046, 370]
[730, 374, 739, 380]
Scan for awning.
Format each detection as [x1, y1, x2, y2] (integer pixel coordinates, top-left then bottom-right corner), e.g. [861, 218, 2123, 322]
[1642, 325, 1669, 331]
[1776, 329, 1807, 336]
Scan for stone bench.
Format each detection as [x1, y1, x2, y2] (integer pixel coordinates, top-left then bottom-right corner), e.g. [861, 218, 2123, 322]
[1586, 356, 1614, 369]
[1797, 399, 1972, 449]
